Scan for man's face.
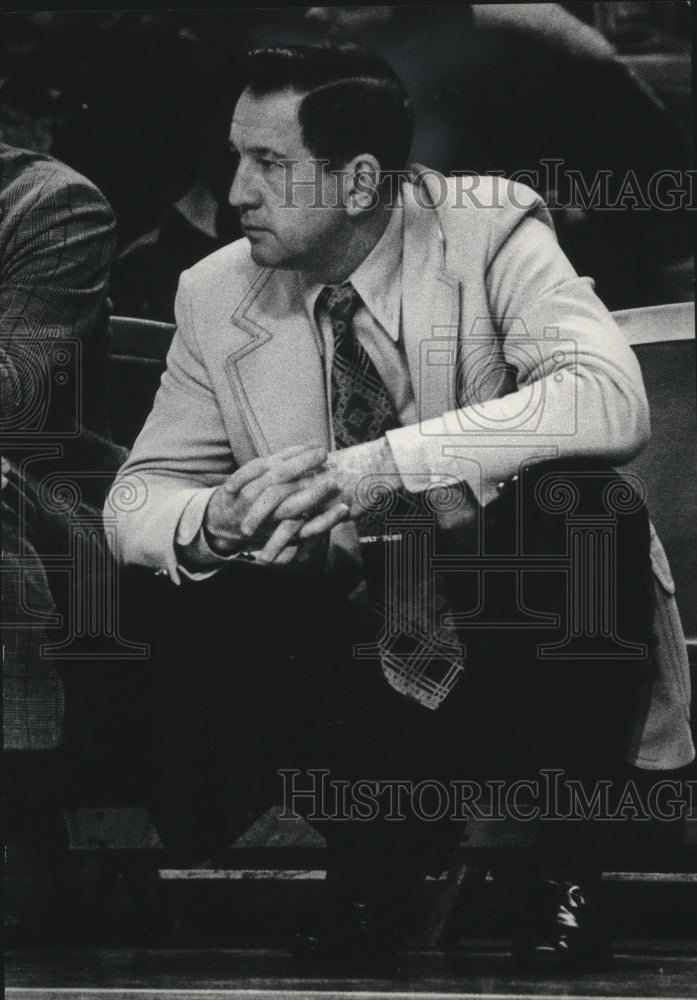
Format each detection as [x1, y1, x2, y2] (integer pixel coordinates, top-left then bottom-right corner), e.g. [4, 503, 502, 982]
[228, 88, 345, 271]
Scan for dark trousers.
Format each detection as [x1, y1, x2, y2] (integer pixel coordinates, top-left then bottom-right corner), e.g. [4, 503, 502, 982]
[134, 461, 653, 870]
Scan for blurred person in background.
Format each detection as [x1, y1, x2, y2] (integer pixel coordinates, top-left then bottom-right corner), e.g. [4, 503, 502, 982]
[51, 16, 241, 322]
[1, 140, 126, 938]
[1, 12, 241, 321]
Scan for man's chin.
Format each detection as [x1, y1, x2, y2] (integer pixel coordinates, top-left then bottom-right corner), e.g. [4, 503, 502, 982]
[248, 245, 298, 270]
[247, 242, 282, 268]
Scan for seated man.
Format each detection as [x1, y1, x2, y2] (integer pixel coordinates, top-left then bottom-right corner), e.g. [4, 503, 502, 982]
[107, 44, 694, 970]
[1, 143, 126, 917]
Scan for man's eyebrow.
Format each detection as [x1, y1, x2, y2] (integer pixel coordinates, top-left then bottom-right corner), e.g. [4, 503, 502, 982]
[228, 140, 286, 159]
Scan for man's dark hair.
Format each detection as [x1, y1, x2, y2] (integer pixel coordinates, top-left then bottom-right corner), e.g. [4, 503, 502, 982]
[244, 43, 413, 173]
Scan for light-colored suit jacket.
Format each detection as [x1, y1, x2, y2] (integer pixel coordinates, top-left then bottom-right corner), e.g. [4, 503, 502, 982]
[107, 171, 693, 771]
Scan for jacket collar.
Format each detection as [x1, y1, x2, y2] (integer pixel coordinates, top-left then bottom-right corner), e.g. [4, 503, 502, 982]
[224, 167, 461, 454]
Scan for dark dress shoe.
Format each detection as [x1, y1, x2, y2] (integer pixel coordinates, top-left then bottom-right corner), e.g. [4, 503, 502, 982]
[512, 877, 613, 970]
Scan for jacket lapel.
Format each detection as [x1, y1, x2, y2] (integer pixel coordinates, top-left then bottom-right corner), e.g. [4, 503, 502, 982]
[224, 268, 330, 456]
[401, 174, 461, 423]
[224, 172, 461, 458]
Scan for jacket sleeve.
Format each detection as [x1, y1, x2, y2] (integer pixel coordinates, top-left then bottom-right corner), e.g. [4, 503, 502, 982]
[387, 180, 651, 506]
[0, 164, 123, 473]
[105, 270, 235, 582]
[0, 164, 115, 356]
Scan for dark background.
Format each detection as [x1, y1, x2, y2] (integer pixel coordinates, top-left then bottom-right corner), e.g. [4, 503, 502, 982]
[1, 2, 694, 320]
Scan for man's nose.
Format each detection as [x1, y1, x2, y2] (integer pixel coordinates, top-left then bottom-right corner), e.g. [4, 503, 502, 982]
[229, 159, 259, 210]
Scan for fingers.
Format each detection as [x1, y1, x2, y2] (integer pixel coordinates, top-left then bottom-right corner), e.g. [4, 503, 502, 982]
[298, 501, 350, 538]
[224, 444, 327, 499]
[269, 545, 299, 566]
[223, 447, 302, 494]
[237, 453, 335, 539]
[247, 482, 348, 549]
[257, 518, 304, 563]
[224, 456, 276, 495]
[273, 473, 340, 521]
[239, 480, 307, 538]
[255, 500, 349, 566]
[215, 445, 333, 555]
[267, 444, 328, 484]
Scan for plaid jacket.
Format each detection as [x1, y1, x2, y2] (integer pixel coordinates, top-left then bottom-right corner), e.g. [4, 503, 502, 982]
[1, 144, 123, 749]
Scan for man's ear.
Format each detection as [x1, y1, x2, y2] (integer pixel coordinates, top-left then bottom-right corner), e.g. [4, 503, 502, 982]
[343, 154, 381, 216]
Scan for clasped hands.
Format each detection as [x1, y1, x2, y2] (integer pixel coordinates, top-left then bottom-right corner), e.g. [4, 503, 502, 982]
[202, 443, 373, 566]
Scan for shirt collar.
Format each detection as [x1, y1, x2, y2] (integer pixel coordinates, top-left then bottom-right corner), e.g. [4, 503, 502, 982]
[300, 203, 404, 343]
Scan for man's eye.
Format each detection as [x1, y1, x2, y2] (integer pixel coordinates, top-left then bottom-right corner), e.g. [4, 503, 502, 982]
[258, 157, 276, 170]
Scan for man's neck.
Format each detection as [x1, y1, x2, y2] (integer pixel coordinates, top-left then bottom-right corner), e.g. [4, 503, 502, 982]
[306, 204, 393, 285]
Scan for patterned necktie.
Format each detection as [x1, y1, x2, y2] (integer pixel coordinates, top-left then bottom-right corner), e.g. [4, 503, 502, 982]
[319, 282, 465, 711]
[320, 282, 400, 451]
